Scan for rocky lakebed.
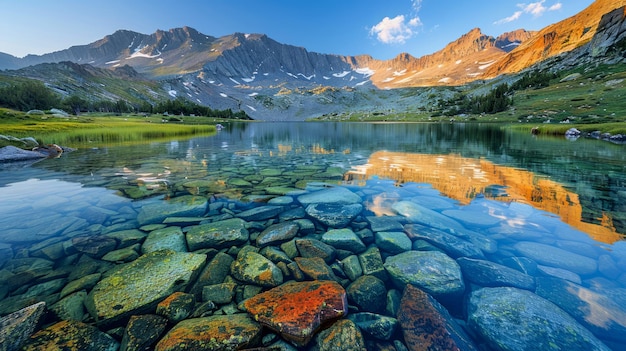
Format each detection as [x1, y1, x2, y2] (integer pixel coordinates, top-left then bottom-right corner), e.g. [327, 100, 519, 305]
[0, 134, 625, 351]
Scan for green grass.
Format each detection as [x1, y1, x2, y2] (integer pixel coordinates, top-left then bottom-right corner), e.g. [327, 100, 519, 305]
[0, 108, 220, 147]
[310, 63, 626, 134]
[507, 122, 626, 136]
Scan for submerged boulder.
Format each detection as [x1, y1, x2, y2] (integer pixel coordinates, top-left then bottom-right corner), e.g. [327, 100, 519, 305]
[392, 200, 465, 234]
[230, 251, 283, 287]
[155, 314, 262, 351]
[20, 320, 118, 351]
[297, 186, 362, 206]
[305, 203, 363, 228]
[384, 250, 465, 298]
[0, 301, 47, 351]
[186, 218, 249, 251]
[536, 277, 626, 346]
[137, 195, 207, 225]
[514, 241, 597, 275]
[85, 250, 206, 327]
[468, 287, 611, 351]
[398, 285, 478, 351]
[312, 319, 366, 351]
[243, 280, 348, 346]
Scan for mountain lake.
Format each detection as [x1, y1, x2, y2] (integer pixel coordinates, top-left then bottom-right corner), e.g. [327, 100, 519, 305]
[1, 122, 625, 350]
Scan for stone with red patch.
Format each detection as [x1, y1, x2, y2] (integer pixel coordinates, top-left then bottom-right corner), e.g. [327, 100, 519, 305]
[397, 284, 478, 351]
[243, 280, 347, 346]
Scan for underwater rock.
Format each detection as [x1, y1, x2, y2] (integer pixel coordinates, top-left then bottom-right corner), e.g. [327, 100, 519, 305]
[295, 238, 336, 263]
[468, 287, 611, 351]
[256, 221, 300, 247]
[392, 200, 466, 234]
[313, 319, 366, 351]
[374, 231, 412, 254]
[236, 205, 284, 221]
[457, 257, 536, 290]
[358, 247, 387, 281]
[120, 314, 168, 351]
[305, 203, 363, 228]
[384, 250, 465, 298]
[137, 195, 207, 225]
[243, 280, 347, 346]
[85, 250, 206, 327]
[21, 320, 118, 351]
[0, 301, 46, 351]
[142, 226, 188, 254]
[155, 314, 262, 351]
[398, 285, 478, 351]
[294, 256, 339, 281]
[156, 292, 195, 323]
[230, 251, 283, 287]
[347, 312, 398, 341]
[321, 228, 367, 253]
[186, 218, 249, 251]
[346, 275, 387, 314]
[514, 241, 597, 275]
[536, 277, 626, 346]
[297, 186, 362, 206]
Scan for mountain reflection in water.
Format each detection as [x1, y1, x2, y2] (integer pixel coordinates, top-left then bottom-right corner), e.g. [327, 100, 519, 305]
[345, 151, 623, 244]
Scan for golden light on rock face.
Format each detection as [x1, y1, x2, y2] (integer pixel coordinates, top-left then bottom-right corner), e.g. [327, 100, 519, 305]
[345, 151, 622, 244]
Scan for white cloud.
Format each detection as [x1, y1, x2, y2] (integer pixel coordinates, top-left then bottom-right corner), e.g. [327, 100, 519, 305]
[370, 0, 423, 45]
[549, 3, 562, 11]
[493, 11, 523, 25]
[523, 1, 548, 17]
[411, 0, 423, 12]
[494, 1, 562, 25]
[408, 17, 422, 27]
[370, 15, 421, 44]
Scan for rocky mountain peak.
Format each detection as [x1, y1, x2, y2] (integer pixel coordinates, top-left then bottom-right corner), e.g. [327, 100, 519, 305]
[485, 0, 626, 77]
[448, 27, 495, 57]
[495, 29, 536, 52]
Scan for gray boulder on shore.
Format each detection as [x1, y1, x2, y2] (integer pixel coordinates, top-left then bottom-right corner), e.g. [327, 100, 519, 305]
[0, 145, 47, 162]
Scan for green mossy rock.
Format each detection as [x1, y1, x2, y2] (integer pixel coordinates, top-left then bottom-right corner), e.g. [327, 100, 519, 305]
[85, 250, 206, 327]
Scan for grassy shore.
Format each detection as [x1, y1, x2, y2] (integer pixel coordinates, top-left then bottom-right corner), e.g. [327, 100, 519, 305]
[0, 108, 221, 147]
[309, 63, 626, 136]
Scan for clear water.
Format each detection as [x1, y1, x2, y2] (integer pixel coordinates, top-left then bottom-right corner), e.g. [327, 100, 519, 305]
[1, 122, 625, 349]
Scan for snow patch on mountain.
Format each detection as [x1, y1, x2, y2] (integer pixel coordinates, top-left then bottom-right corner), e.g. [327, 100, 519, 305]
[333, 71, 350, 78]
[355, 67, 375, 77]
[478, 60, 496, 70]
[298, 73, 314, 80]
[128, 49, 162, 59]
[393, 69, 407, 76]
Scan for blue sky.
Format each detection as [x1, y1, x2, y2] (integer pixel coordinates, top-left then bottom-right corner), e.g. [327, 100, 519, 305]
[1, 0, 594, 60]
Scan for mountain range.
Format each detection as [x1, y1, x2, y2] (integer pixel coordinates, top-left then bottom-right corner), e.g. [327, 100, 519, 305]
[1, 0, 625, 120]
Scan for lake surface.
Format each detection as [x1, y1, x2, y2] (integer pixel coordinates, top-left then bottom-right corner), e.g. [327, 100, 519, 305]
[1, 122, 625, 350]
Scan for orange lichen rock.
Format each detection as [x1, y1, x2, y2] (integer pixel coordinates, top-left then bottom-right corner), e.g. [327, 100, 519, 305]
[398, 284, 478, 351]
[243, 280, 348, 346]
[155, 314, 261, 351]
